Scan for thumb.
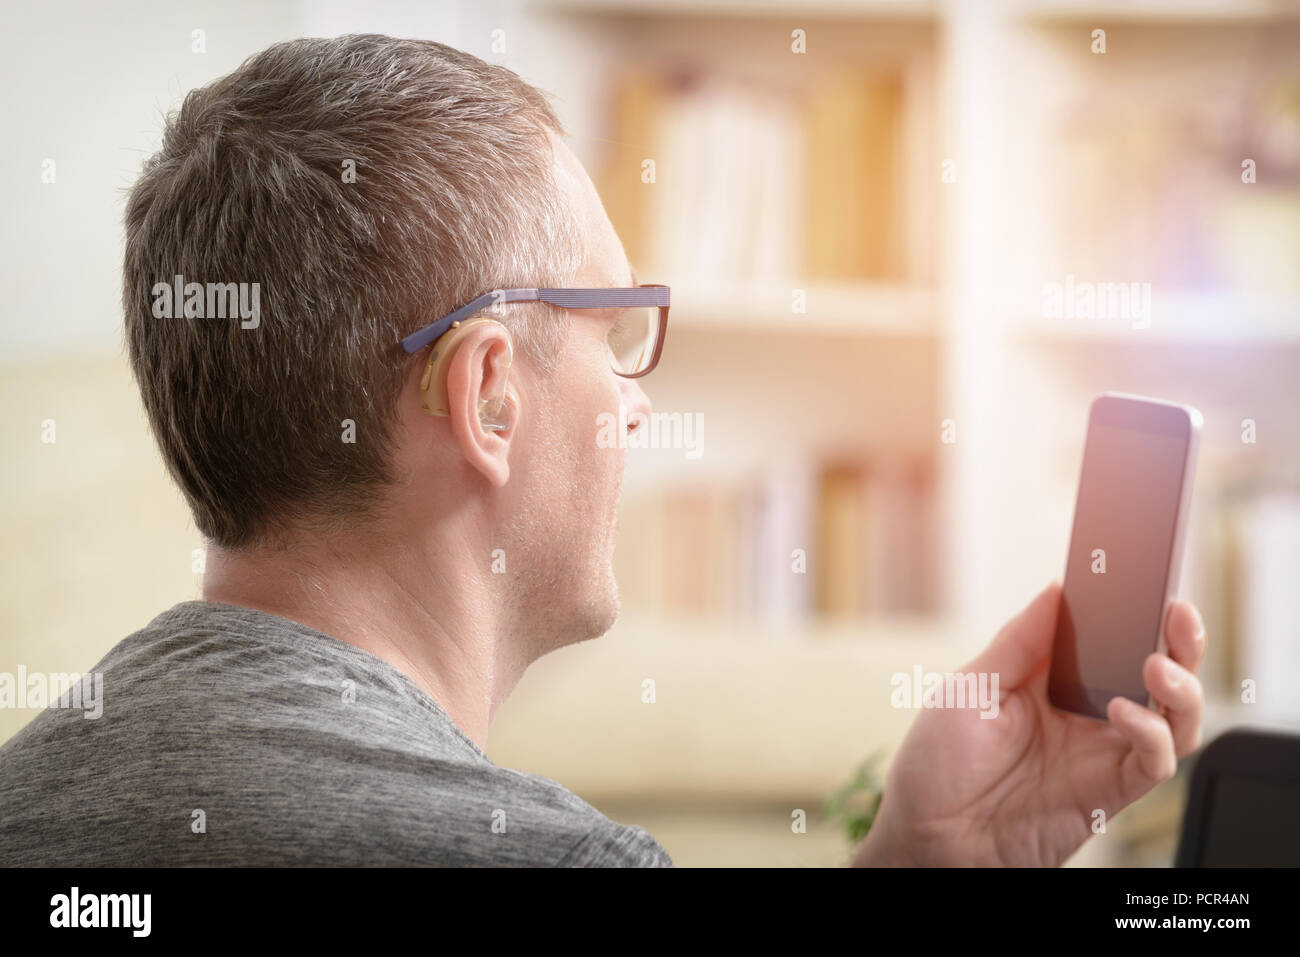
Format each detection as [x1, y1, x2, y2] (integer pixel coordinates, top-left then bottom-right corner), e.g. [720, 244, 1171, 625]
[967, 581, 1063, 690]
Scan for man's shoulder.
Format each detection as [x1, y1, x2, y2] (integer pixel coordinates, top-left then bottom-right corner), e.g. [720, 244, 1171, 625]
[552, 813, 673, 868]
[480, 765, 673, 867]
[0, 603, 672, 867]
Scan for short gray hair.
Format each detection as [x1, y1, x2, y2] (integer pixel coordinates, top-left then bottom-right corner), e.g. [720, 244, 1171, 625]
[122, 34, 583, 550]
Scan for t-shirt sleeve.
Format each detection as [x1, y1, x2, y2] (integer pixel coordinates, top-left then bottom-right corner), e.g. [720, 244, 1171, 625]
[556, 818, 674, 868]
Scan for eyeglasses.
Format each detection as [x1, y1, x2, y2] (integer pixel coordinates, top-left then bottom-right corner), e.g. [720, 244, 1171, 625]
[400, 284, 670, 378]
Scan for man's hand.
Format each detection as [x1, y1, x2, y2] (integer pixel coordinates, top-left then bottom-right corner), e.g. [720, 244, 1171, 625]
[853, 581, 1206, 867]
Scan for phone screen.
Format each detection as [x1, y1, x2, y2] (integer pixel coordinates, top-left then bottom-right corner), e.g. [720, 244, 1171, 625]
[1049, 399, 1193, 719]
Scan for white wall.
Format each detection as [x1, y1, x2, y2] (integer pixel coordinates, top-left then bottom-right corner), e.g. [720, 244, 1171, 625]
[0, 0, 558, 360]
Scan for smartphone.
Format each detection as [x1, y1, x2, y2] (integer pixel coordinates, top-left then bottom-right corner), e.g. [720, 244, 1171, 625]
[1048, 393, 1202, 721]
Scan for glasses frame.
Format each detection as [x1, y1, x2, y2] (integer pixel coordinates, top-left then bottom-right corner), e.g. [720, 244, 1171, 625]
[400, 284, 670, 378]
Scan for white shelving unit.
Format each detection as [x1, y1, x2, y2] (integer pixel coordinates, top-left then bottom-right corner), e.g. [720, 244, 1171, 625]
[513, 0, 1300, 660]
[671, 281, 938, 336]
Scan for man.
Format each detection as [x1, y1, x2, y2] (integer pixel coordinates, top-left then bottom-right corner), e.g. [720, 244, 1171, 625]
[0, 35, 1206, 867]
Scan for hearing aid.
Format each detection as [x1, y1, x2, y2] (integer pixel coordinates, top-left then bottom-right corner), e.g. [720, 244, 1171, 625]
[418, 317, 513, 431]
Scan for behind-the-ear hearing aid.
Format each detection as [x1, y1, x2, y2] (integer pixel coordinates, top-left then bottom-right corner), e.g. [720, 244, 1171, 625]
[418, 317, 513, 432]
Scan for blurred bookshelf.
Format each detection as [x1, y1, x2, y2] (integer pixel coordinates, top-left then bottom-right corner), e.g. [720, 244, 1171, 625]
[530, 0, 946, 632]
[518, 0, 1300, 683]
[489, 0, 1300, 862]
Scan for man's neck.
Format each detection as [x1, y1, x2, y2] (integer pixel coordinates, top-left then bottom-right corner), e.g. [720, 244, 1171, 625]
[200, 530, 519, 750]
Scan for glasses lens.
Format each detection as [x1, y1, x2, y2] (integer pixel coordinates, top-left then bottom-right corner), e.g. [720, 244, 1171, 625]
[608, 306, 660, 376]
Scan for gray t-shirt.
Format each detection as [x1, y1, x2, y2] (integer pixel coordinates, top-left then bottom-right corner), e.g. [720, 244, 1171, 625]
[0, 601, 672, 867]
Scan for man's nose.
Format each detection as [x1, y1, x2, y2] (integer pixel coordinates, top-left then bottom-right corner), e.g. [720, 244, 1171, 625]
[621, 378, 653, 433]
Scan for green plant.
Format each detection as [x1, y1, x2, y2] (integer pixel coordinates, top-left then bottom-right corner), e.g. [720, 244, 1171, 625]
[824, 750, 886, 845]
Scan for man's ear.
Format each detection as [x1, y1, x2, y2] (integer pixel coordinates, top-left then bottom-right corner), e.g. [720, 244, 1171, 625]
[444, 323, 516, 489]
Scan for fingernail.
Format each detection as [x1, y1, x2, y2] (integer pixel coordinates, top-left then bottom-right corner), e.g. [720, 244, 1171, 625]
[1164, 658, 1182, 687]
